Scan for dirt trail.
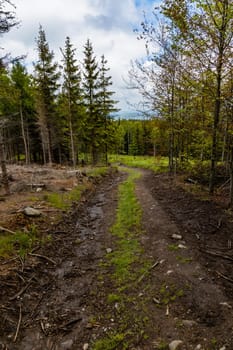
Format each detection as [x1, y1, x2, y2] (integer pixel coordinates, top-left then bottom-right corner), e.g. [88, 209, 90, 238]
[1, 168, 233, 349]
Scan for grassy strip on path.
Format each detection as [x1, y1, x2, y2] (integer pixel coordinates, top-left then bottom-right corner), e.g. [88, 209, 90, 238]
[91, 168, 152, 350]
[109, 155, 168, 173]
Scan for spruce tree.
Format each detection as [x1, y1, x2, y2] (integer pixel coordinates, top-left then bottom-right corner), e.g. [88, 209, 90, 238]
[34, 25, 60, 164]
[60, 36, 83, 166]
[82, 39, 100, 164]
[98, 55, 119, 163]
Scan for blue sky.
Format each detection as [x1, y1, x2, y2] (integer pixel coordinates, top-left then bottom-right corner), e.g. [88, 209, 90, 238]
[2, 0, 158, 113]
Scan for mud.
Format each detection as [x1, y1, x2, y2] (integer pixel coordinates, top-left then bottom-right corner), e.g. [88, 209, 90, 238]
[1, 169, 233, 349]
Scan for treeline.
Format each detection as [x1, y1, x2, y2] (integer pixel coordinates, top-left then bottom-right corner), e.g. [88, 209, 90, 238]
[129, 0, 233, 196]
[0, 26, 118, 166]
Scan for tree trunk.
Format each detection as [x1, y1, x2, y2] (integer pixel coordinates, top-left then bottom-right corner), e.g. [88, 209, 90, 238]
[20, 103, 30, 165]
[0, 133, 10, 195]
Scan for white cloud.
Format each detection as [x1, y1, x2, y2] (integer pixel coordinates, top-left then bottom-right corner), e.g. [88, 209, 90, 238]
[2, 0, 157, 112]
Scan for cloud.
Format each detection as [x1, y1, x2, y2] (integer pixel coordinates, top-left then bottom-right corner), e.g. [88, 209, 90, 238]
[2, 0, 157, 112]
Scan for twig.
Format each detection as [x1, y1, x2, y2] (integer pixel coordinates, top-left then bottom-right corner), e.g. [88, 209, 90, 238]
[150, 260, 160, 270]
[137, 260, 160, 283]
[28, 253, 56, 265]
[59, 317, 82, 331]
[217, 178, 230, 192]
[0, 225, 16, 234]
[216, 271, 233, 284]
[13, 304, 22, 342]
[16, 272, 25, 283]
[9, 276, 34, 301]
[1, 257, 18, 265]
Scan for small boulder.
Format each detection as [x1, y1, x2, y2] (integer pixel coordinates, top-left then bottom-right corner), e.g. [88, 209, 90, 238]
[182, 319, 197, 327]
[172, 234, 183, 240]
[169, 340, 183, 350]
[60, 339, 73, 349]
[23, 207, 41, 217]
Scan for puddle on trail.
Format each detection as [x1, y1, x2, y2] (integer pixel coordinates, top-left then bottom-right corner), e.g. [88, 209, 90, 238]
[4, 183, 116, 350]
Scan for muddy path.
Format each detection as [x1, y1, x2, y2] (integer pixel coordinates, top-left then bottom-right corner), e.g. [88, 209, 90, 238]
[1, 168, 233, 349]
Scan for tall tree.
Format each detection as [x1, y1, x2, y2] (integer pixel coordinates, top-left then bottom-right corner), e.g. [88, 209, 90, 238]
[0, 0, 18, 193]
[0, 0, 18, 35]
[82, 39, 100, 164]
[11, 61, 36, 164]
[34, 25, 60, 164]
[60, 36, 83, 167]
[162, 0, 233, 192]
[98, 55, 119, 164]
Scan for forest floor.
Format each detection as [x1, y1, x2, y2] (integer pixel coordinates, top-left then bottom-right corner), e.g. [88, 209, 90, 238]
[0, 164, 233, 349]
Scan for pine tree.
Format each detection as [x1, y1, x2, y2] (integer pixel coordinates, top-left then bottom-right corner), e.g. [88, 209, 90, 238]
[98, 55, 119, 164]
[60, 36, 83, 166]
[82, 39, 100, 164]
[34, 25, 60, 164]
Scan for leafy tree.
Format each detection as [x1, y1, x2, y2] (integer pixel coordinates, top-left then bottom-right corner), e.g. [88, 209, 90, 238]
[11, 61, 37, 164]
[162, 0, 233, 192]
[34, 25, 60, 164]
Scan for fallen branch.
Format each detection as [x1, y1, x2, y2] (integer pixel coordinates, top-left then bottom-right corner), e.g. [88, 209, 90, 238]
[9, 276, 34, 301]
[13, 304, 22, 342]
[0, 225, 16, 234]
[28, 253, 56, 265]
[216, 271, 233, 284]
[201, 249, 233, 262]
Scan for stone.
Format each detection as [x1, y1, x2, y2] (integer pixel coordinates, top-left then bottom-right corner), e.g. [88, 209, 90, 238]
[219, 347, 226, 350]
[195, 345, 202, 350]
[83, 344, 89, 350]
[106, 248, 112, 254]
[23, 206, 41, 217]
[182, 319, 197, 327]
[178, 244, 187, 249]
[169, 340, 183, 350]
[60, 339, 73, 349]
[172, 234, 183, 240]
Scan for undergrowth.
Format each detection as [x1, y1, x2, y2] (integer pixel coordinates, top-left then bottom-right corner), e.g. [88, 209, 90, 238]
[45, 166, 110, 209]
[0, 224, 40, 258]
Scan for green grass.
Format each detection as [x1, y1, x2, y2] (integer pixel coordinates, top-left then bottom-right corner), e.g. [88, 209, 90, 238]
[46, 166, 111, 210]
[0, 224, 39, 258]
[108, 168, 143, 284]
[92, 168, 146, 349]
[46, 185, 85, 210]
[92, 333, 127, 350]
[109, 155, 168, 173]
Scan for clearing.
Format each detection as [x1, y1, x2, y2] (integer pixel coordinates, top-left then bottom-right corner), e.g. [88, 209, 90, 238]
[0, 165, 233, 350]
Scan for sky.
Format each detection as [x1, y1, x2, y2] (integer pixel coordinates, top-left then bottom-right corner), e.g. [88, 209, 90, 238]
[2, 0, 158, 115]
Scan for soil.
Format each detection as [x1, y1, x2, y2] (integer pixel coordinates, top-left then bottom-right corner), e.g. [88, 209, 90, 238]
[0, 166, 233, 350]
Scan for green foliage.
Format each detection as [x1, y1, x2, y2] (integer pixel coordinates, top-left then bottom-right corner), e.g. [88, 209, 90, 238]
[167, 244, 179, 251]
[176, 255, 192, 264]
[107, 293, 121, 304]
[46, 167, 110, 209]
[159, 283, 184, 305]
[0, 224, 39, 257]
[110, 154, 168, 173]
[92, 332, 126, 350]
